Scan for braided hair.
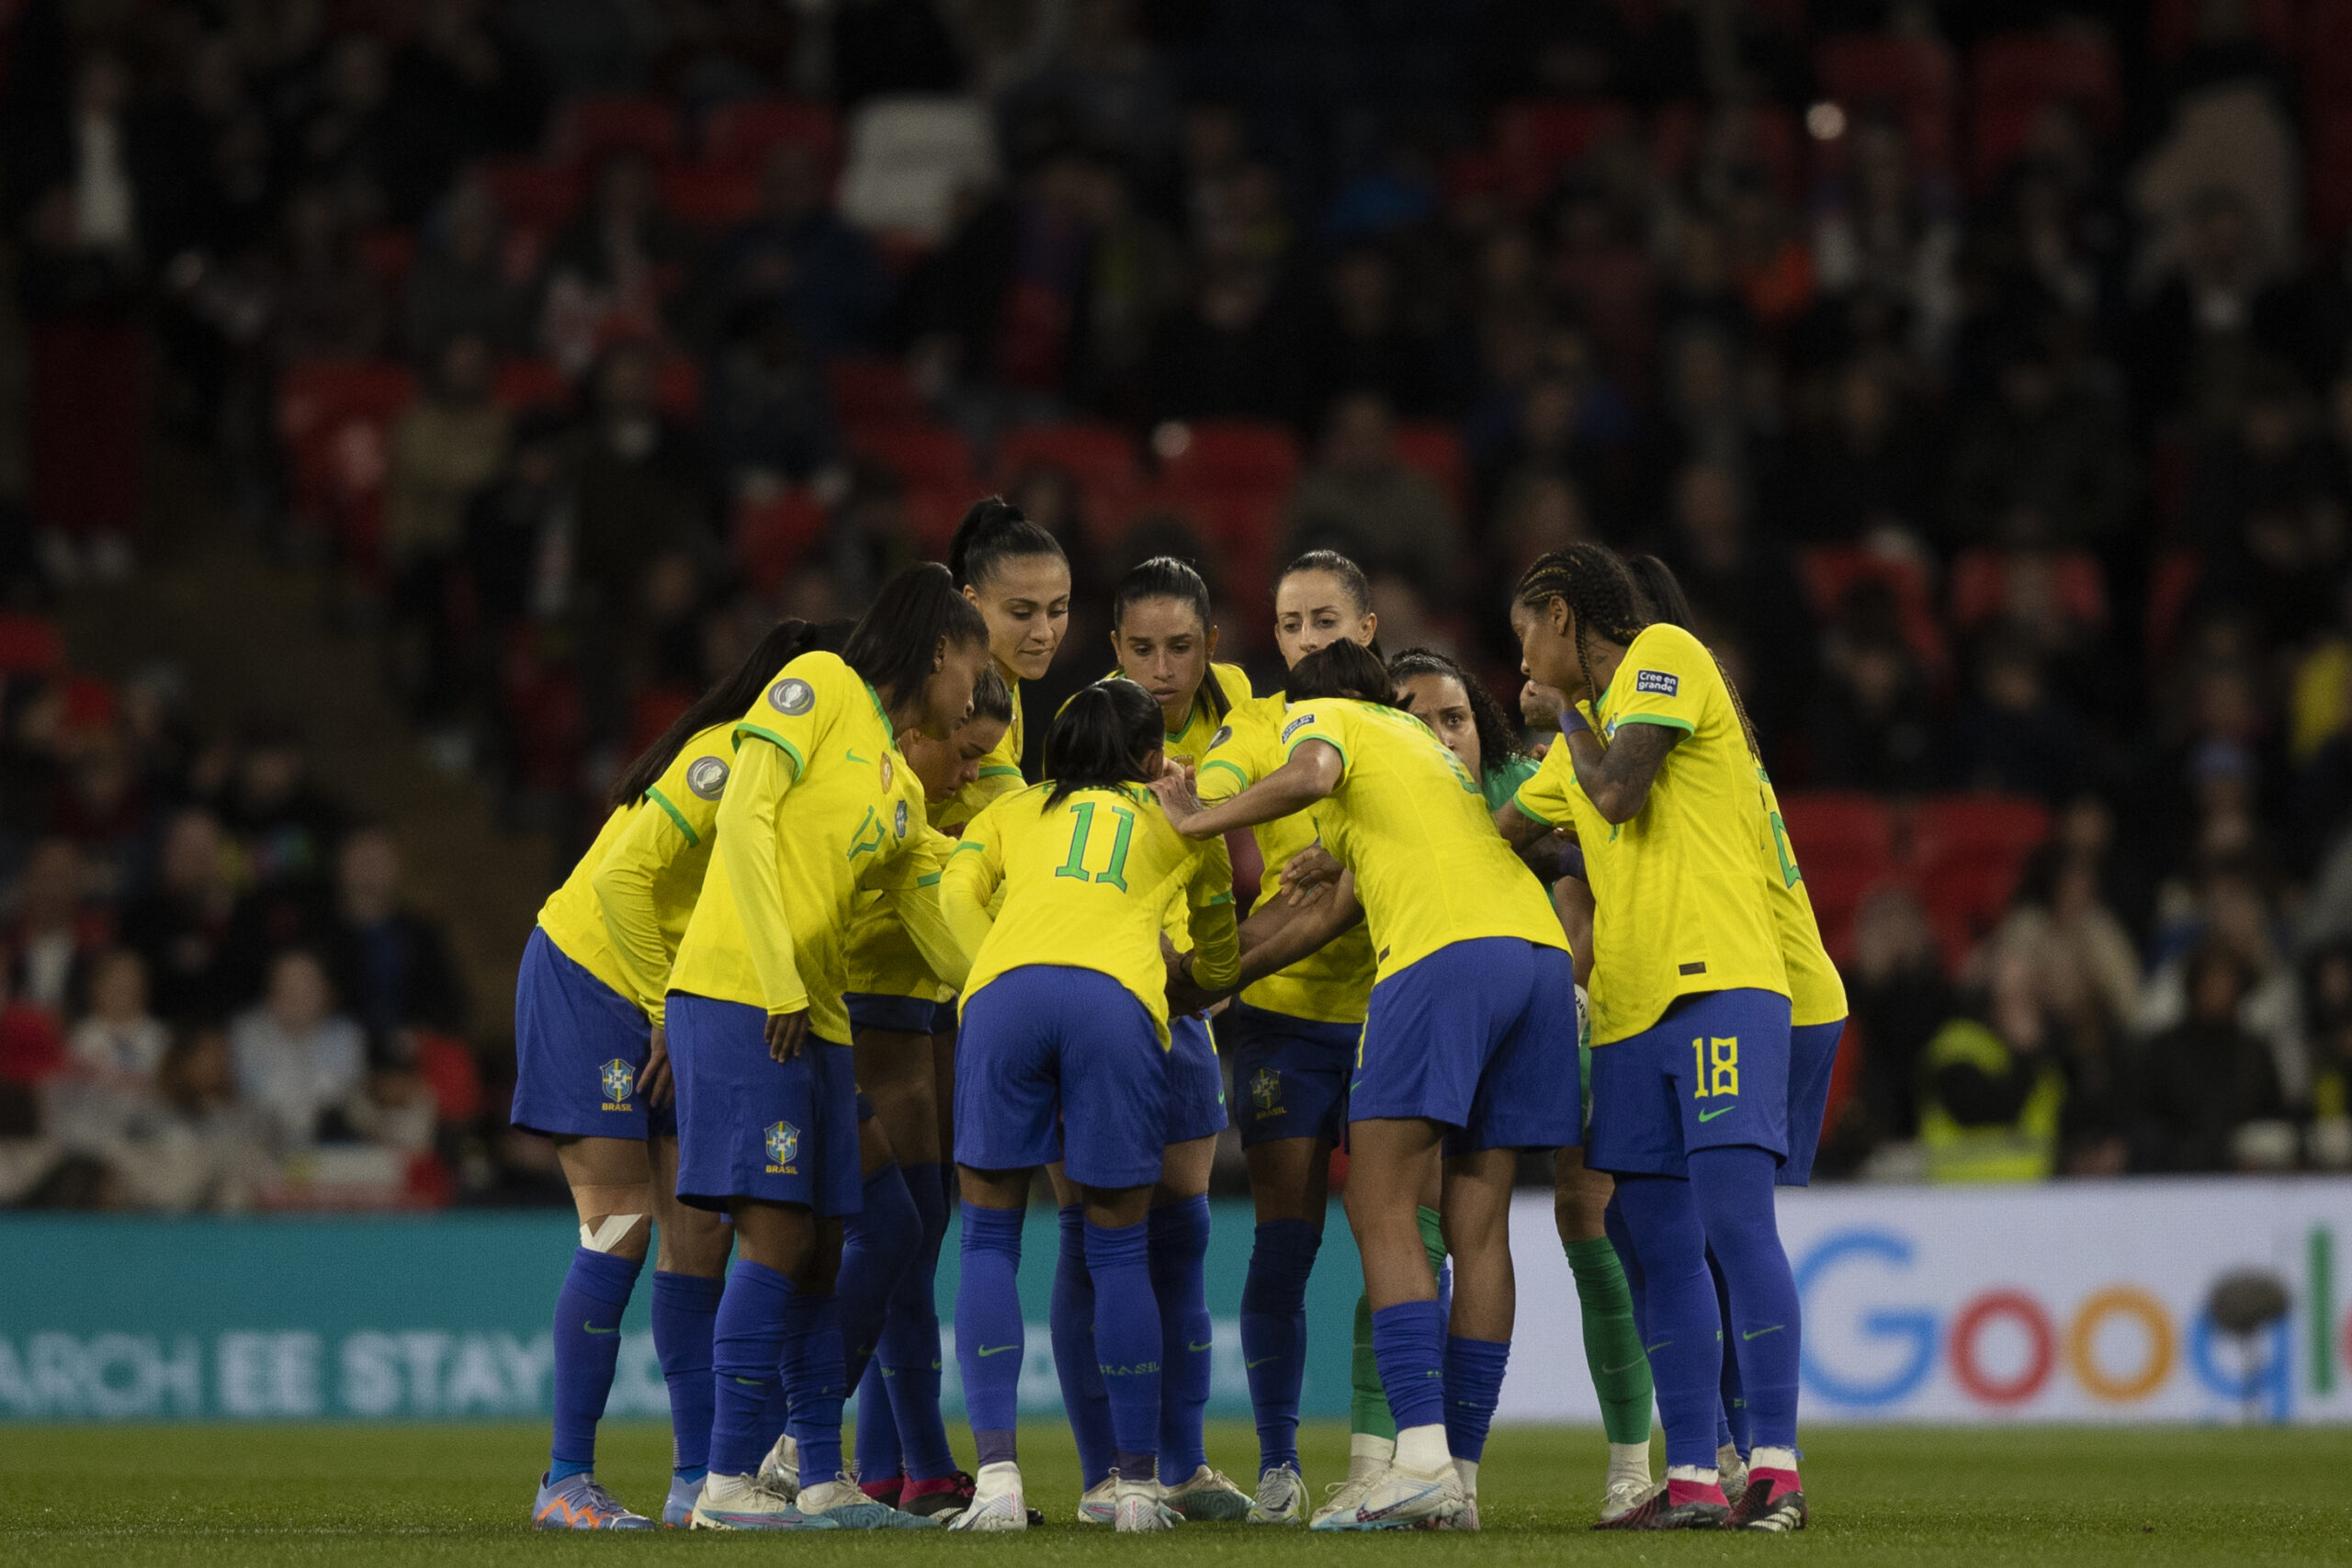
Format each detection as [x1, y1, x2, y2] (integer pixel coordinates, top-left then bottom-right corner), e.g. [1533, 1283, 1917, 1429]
[1623, 553, 1763, 764]
[1513, 542, 1651, 707]
[1387, 647, 1529, 778]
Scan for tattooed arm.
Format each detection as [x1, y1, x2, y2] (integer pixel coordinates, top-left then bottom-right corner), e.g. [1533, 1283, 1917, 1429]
[1561, 719, 1682, 824]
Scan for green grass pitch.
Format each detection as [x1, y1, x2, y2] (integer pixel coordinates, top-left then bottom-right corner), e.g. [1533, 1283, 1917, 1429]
[5, 1421, 2350, 1566]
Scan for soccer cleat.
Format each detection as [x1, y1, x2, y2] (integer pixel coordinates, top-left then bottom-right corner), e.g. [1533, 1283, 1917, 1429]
[531, 1471, 653, 1530]
[1161, 1464, 1251, 1521]
[1434, 1496, 1481, 1531]
[1592, 1483, 1730, 1531]
[660, 1473, 704, 1528]
[1080, 1474, 1184, 1526]
[1724, 1474, 1807, 1532]
[1600, 1476, 1662, 1523]
[1309, 1470, 1379, 1529]
[1717, 1444, 1750, 1506]
[689, 1472, 811, 1529]
[756, 1433, 799, 1499]
[947, 1462, 1027, 1531]
[1114, 1475, 1176, 1532]
[899, 1471, 978, 1519]
[859, 1472, 904, 1507]
[1247, 1462, 1307, 1524]
[1306, 1462, 1463, 1531]
[792, 1476, 939, 1529]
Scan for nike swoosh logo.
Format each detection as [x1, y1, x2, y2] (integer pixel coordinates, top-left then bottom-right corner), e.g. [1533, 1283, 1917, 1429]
[1742, 1325, 1786, 1341]
[583, 1323, 618, 1336]
[1244, 1356, 1278, 1370]
[1600, 1358, 1645, 1374]
[846, 750, 871, 763]
[733, 1376, 763, 1385]
[1698, 1105, 1736, 1122]
[1644, 1340, 1672, 1356]
[1349, 1081, 1363, 1092]
[1188, 1341, 1213, 1353]
[977, 1344, 1019, 1357]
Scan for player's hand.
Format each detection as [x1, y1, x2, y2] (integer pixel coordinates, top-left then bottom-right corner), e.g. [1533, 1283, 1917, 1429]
[1280, 844, 1342, 904]
[637, 1023, 675, 1108]
[1148, 771, 1208, 834]
[765, 1009, 811, 1062]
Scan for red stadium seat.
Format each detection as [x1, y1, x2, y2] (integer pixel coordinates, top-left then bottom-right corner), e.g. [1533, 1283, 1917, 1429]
[630, 685, 695, 752]
[1492, 99, 1637, 209]
[1911, 795, 2049, 964]
[1815, 33, 1956, 168]
[2144, 547, 2206, 669]
[1948, 547, 2106, 632]
[734, 491, 831, 592]
[552, 96, 683, 165]
[902, 484, 972, 552]
[1393, 423, 1468, 514]
[1971, 30, 2121, 126]
[703, 99, 842, 170]
[1798, 546, 1946, 673]
[852, 424, 977, 491]
[1154, 420, 1300, 498]
[471, 159, 583, 232]
[994, 422, 1143, 499]
[493, 358, 572, 410]
[1776, 791, 1898, 962]
[277, 361, 418, 573]
[654, 356, 703, 421]
[660, 164, 762, 231]
[0, 615, 63, 676]
[828, 356, 924, 429]
[1650, 102, 1804, 197]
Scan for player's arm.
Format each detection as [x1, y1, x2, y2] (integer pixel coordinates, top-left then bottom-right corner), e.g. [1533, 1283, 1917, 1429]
[1560, 714, 1680, 824]
[938, 819, 1004, 962]
[1235, 872, 1363, 987]
[1554, 866, 1595, 987]
[590, 800, 692, 1023]
[1182, 841, 1241, 994]
[1153, 739, 1340, 839]
[873, 829, 975, 992]
[1493, 798, 1554, 851]
[715, 738, 810, 1055]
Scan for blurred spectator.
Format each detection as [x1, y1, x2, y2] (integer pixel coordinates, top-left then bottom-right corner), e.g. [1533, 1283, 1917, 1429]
[1848, 886, 1951, 1145]
[831, 0, 967, 107]
[2128, 184, 2301, 427]
[1659, 462, 1813, 748]
[2132, 942, 2293, 1172]
[229, 949, 366, 1149]
[999, 0, 1176, 174]
[701, 142, 888, 361]
[1917, 945, 2067, 1182]
[5, 838, 102, 1015]
[536, 150, 695, 374]
[2301, 942, 2352, 1169]
[1283, 392, 1464, 607]
[1947, 629, 2086, 802]
[381, 0, 549, 220]
[67, 949, 167, 1088]
[1812, 118, 1961, 364]
[1302, 246, 1442, 420]
[573, 344, 711, 621]
[2188, 360, 2348, 644]
[1806, 591, 1938, 793]
[704, 300, 836, 500]
[1945, 333, 2137, 550]
[1792, 358, 1935, 546]
[267, 184, 390, 363]
[82, 1027, 277, 1211]
[119, 807, 242, 1027]
[1140, 255, 1302, 424]
[459, 408, 576, 641]
[217, 720, 345, 891]
[401, 179, 527, 360]
[2139, 855, 2307, 1105]
[322, 829, 466, 1041]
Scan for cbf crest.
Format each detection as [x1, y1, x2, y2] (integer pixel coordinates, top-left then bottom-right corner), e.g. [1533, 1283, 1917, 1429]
[764, 1121, 800, 1168]
[600, 1058, 635, 1105]
[1250, 1066, 1283, 1117]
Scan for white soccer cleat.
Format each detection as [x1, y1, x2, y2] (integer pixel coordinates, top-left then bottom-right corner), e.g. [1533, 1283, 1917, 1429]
[1247, 1462, 1307, 1524]
[1600, 1475, 1663, 1523]
[1434, 1496, 1481, 1531]
[1306, 1461, 1463, 1531]
[687, 1472, 806, 1529]
[756, 1434, 799, 1499]
[947, 1462, 1027, 1531]
[1161, 1464, 1250, 1521]
[1309, 1469, 1378, 1529]
[1114, 1474, 1176, 1532]
[1717, 1444, 1750, 1506]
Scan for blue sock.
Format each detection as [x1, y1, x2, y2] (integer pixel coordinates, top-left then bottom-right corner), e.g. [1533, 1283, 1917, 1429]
[1049, 1204, 1115, 1488]
[1239, 1218, 1319, 1473]
[1085, 1217, 1161, 1478]
[955, 1203, 1027, 1465]
[855, 1360, 900, 1482]
[880, 1162, 955, 1481]
[708, 1258, 794, 1476]
[759, 1378, 790, 1456]
[1605, 1195, 1648, 1337]
[1148, 1196, 1212, 1483]
[838, 1163, 920, 1394]
[548, 1247, 641, 1477]
[1441, 1335, 1511, 1463]
[1612, 1175, 1721, 1472]
[1710, 1248, 1748, 1456]
[1690, 1146, 1801, 1452]
[1370, 1298, 1446, 1435]
[650, 1269, 723, 1480]
[780, 1287, 846, 1484]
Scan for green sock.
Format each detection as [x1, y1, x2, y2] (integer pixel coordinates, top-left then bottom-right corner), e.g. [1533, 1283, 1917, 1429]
[1416, 1205, 1446, 1278]
[1349, 1292, 1395, 1439]
[1566, 1234, 1653, 1446]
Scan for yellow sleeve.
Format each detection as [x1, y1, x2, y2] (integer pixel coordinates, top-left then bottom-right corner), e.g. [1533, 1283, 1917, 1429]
[1184, 839, 1240, 991]
[717, 736, 807, 1015]
[1195, 714, 1261, 805]
[1511, 741, 1580, 828]
[1611, 626, 1712, 736]
[590, 802, 691, 1022]
[1278, 703, 1355, 777]
[939, 817, 1004, 969]
[733, 654, 850, 773]
[869, 829, 973, 992]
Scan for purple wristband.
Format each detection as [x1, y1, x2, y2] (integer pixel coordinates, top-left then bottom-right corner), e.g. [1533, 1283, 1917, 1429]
[1559, 706, 1591, 735]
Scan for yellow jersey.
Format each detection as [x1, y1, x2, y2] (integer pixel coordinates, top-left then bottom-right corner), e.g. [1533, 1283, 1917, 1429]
[842, 794, 968, 1007]
[1278, 698, 1566, 985]
[1758, 772, 1848, 1029]
[951, 660, 1029, 823]
[1511, 622, 1787, 1044]
[944, 782, 1238, 1043]
[1198, 693, 1375, 1024]
[535, 722, 733, 1017]
[666, 651, 939, 1044]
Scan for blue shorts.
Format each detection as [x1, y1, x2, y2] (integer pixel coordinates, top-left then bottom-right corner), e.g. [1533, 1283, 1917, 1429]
[1588, 988, 1792, 1179]
[1351, 938, 1583, 1156]
[954, 965, 1166, 1190]
[1779, 1018, 1845, 1187]
[1218, 1000, 1357, 1147]
[1165, 1014, 1228, 1145]
[667, 992, 863, 1216]
[510, 927, 673, 1140]
[847, 991, 942, 1035]
[932, 999, 959, 1035]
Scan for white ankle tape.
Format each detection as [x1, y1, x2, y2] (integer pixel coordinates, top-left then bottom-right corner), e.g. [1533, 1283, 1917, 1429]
[581, 1213, 643, 1252]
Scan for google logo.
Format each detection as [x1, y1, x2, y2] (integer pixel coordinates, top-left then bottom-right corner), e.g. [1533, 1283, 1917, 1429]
[1795, 1227, 2346, 1419]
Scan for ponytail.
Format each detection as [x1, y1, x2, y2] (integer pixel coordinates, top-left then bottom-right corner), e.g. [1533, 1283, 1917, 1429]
[609, 617, 851, 807]
[842, 563, 989, 716]
[948, 494, 1065, 591]
[1111, 555, 1229, 722]
[1285, 639, 1397, 707]
[967, 663, 1013, 727]
[1043, 679, 1163, 807]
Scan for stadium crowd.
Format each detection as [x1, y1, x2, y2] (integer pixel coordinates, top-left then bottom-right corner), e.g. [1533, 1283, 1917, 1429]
[6, 0, 2352, 1206]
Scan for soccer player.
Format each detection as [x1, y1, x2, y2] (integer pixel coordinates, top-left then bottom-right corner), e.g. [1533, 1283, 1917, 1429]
[1035, 556, 1255, 1523]
[948, 497, 1071, 821]
[1191, 549, 1383, 1525]
[837, 669, 1012, 1517]
[1156, 639, 1583, 1532]
[513, 616, 841, 1530]
[665, 565, 990, 1530]
[1498, 542, 1803, 1532]
[941, 679, 1241, 1533]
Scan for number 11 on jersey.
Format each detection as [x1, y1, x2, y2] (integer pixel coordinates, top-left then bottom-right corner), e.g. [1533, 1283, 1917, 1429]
[1053, 799, 1136, 892]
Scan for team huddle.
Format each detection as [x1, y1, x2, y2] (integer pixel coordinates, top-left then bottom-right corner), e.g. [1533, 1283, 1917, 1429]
[509, 496, 1841, 1535]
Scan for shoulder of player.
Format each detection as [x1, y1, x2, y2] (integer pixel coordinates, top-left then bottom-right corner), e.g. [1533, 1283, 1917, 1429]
[649, 721, 740, 810]
[1208, 661, 1256, 709]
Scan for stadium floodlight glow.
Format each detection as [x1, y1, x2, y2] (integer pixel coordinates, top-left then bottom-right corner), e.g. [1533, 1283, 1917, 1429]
[1806, 102, 1848, 141]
